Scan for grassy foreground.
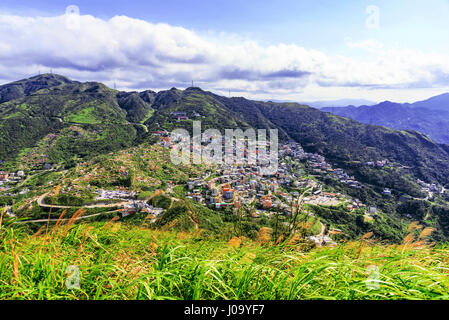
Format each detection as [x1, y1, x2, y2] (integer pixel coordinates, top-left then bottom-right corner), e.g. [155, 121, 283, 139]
[1, 218, 449, 300]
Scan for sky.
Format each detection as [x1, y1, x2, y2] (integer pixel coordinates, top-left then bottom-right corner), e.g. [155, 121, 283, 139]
[0, 0, 449, 103]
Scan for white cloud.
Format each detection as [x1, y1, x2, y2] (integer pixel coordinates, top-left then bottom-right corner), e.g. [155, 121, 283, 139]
[0, 12, 448, 102]
[345, 38, 384, 52]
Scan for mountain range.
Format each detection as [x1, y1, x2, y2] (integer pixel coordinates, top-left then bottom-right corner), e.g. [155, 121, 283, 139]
[322, 93, 449, 144]
[2, 74, 449, 194]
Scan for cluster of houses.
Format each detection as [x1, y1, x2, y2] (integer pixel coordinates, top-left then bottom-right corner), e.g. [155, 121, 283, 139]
[121, 200, 164, 219]
[94, 189, 165, 219]
[185, 167, 285, 211]
[170, 111, 203, 122]
[15, 132, 58, 170]
[180, 152, 348, 246]
[417, 179, 445, 195]
[367, 159, 390, 168]
[0, 170, 26, 194]
[167, 137, 387, 247]
[95, 189, 135, 200]
[280, 142, 362, 188]
[178, 140, 357, 216]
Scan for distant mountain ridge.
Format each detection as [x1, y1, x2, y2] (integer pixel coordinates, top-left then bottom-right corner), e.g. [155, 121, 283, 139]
[322, 94, 449, 145]
[305, 99, 377, 109]
[411, 93, 449, 111]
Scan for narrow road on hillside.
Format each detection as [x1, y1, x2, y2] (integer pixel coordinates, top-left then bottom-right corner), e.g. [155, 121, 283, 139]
[316, 222, 326, 240]
[14, 209, 120, 224]
[131, 123, 148, 132]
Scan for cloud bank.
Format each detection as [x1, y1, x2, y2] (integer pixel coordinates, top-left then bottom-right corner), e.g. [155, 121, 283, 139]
[0, 12, 448, 101]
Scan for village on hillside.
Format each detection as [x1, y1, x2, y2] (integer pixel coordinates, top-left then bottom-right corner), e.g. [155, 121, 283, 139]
[1, 129, 448, 246]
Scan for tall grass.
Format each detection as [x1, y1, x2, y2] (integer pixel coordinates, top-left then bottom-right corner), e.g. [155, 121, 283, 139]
[1, 218, 449, 300]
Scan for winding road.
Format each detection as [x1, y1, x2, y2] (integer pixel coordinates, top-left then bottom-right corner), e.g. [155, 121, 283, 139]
[14, 209, 120, 224]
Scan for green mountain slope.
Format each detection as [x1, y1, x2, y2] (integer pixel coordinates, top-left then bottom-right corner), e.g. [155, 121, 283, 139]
[116, 91, 155, 123]
[0, 74, 147, 166]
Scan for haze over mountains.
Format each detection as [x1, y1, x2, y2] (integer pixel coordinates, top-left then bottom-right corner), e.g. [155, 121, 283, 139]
[304, 99, 377, 109]
[321, 93, 449, 145]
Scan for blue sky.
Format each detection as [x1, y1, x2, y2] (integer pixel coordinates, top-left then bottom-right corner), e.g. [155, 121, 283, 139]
[0, 0, 449, 102]
[3, 0, 449, 51]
